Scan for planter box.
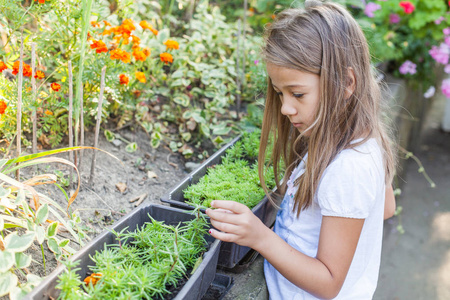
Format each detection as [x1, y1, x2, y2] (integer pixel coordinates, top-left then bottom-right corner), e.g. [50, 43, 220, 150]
[160, 135, 277, 269]
[25, 204, 221, 300]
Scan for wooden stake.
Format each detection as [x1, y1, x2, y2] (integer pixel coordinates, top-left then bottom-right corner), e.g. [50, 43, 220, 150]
[16, 34, 24, 180]
[89, 66, 107, 185]
[68, 61, 74, 186]
[30, 42, 37, 155]
[242, 0, 247, 96]
[79, 84, 84, 168]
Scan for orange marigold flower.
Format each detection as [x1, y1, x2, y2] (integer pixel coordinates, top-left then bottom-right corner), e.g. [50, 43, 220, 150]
[0, 61, 8, 72]
[90, 21, 101, 28]
[119, 74, 129, 85]
[44, 110, 53, 115]
[160, 52, 173, 64]
[12, 61, 32, 77]
[135, 72, 146, 83]
[131, 35, 141, 45]
[90, 39, 108, 53]
[51, 82, 61, 92]
[34, 70, 45, 80]
[133, 50, 146, 62]
[163, 39, 179, 51]
[139, 20, 152, 30]
[142, 47, 151, 57]
[103, 20, 112, 27]
[110, 48, 131, 64]
[84, 273, 102, 286]
[34, 0, 45, 4]
[150, 28, 158, 36]
[0, 100, 7, 114]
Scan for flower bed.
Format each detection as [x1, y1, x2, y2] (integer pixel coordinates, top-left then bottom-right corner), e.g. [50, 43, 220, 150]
[25, 204, 221, 300]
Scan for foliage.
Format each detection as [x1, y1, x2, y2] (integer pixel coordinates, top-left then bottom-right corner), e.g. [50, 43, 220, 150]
[352, 0, 448, 94]
[56, 208, 209, 299]
[0, 147, 90, 299]
[183, 130, 276, 208]
[0, 0, 266, 157]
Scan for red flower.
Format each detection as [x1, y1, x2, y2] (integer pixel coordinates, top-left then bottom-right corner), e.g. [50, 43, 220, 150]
[34, 70, 45, 80]
[34, 0, 45, 3]
[399, 1, 415, 14]
[12, 61, 32, 77]
[0, 100, 7, 114]
[90, 39, 108, 53]
[119, 74, 129, 85]
[51, 82, 61, 91]
[0, 61, 8, 73]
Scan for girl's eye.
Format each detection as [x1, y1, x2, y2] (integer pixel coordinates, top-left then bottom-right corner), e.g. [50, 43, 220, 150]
[293, 93, 304, 98]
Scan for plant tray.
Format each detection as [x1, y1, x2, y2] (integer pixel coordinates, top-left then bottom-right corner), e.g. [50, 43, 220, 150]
[160, 135, 277, 269]
[201, 273, 234, 300]
[25, 204, 221, 300]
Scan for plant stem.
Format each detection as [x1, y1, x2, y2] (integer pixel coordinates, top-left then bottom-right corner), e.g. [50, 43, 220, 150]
[68, 61, 74, 186]
[41, 244, 46, 274]
[16, 33, 24, 180]
[31, 42, 37, 156]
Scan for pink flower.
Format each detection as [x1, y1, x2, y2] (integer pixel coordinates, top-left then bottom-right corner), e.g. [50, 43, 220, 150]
[441, 78, 450, 98]
[429, 43, 450, 65]
[399, 1, 415, 14]
[389, 14, 401, 24]
[445, 36, 450, 47]
[435, 17, 445, 25]
[254, 60, 259, 65]
[445, 65, 450, 74]
[399, 60, 417, 75]
[364, 2, 381, 18]
[444, 27, 450, 36]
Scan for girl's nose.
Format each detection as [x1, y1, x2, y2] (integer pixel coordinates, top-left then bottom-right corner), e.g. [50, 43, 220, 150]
[280, 98, 297, 116]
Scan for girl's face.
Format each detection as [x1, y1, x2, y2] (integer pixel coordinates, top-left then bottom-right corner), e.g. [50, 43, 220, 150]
[267, 63, 320, 136]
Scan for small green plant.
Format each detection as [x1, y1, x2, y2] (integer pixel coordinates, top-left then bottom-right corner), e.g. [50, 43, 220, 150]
[183, 130, 276, 208]
[56, 207, 209, 299]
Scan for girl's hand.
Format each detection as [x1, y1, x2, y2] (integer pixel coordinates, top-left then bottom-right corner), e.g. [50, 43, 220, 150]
[205, 200, 269, 250]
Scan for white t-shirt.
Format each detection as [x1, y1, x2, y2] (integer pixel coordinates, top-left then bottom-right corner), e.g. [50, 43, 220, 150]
[264, 138, 386, 299]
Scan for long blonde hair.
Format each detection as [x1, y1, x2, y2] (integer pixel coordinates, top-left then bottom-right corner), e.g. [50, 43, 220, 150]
[258, 0, 397, 216]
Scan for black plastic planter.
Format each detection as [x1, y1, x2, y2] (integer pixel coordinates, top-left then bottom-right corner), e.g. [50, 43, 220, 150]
[160, 135, 278, 269]
[25, 204, 221, 300]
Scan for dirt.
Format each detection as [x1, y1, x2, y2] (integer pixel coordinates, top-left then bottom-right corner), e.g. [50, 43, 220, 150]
[5, 127, 211, 296]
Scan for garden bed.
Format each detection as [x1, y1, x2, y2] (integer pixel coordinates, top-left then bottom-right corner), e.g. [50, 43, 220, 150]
[25, 204, 221, 300]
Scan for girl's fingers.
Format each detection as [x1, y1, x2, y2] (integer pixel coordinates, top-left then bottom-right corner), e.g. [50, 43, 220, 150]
[209, 228, 239, 243]
[209, 218, 241, 234]
[210, 200, 249, 214]
[206, 208, 241, 225]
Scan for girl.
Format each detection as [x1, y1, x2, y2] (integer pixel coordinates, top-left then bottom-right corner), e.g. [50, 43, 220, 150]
[206, 1, 397, 299]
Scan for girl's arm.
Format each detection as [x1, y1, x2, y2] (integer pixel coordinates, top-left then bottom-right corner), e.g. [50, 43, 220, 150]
[384, 185, 396, 220]
[206, 200, 364, 300]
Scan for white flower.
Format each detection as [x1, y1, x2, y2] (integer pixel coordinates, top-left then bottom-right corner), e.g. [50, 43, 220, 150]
[424, 86, 435, 99]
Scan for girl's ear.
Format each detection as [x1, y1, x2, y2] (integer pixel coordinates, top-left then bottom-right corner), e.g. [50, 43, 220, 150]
[345, 67, 356, 99]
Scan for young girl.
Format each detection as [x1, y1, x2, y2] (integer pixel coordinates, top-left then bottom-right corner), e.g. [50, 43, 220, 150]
[206, 1, 397, 299]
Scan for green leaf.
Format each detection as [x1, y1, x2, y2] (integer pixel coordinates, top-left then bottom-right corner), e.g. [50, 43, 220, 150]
[173, 94, 190, 107]
[59, 239, 70, 248]
[0, 272, 18, 297]
[125, 142, 138, 153]
[26, 274, 43, 287]
[14, 189, 25, 205]
[181, 132, 191, 142]
[36, 226, 45, 245]
[171, 69, 184, 79]
[141, 122, 153, 133]
[200, 123, 210, 138]
[190, 256, 203, 275]
[9, 286, 28, 300]
[36, 203, 49, 225]
[4, 232, 35, 253]
[104, 130, 115, 142]
[157, 28, 170, 43]
[0, 186, 11, 198]
[15, 252, 32, 269]
[47, 237, 60, 254]
[47, 222, 58, 237]
[0, 250, 14, 272]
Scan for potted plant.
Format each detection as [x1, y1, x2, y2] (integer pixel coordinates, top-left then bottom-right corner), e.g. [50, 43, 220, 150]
[25, 204, 221, 300]
[161, 130, 278, 269]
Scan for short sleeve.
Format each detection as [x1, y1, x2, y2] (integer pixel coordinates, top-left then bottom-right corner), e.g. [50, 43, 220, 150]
[317, 150, 379, 219]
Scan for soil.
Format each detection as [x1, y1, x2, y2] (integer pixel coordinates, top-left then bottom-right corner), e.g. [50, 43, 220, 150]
[4, 127, 212, 298]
